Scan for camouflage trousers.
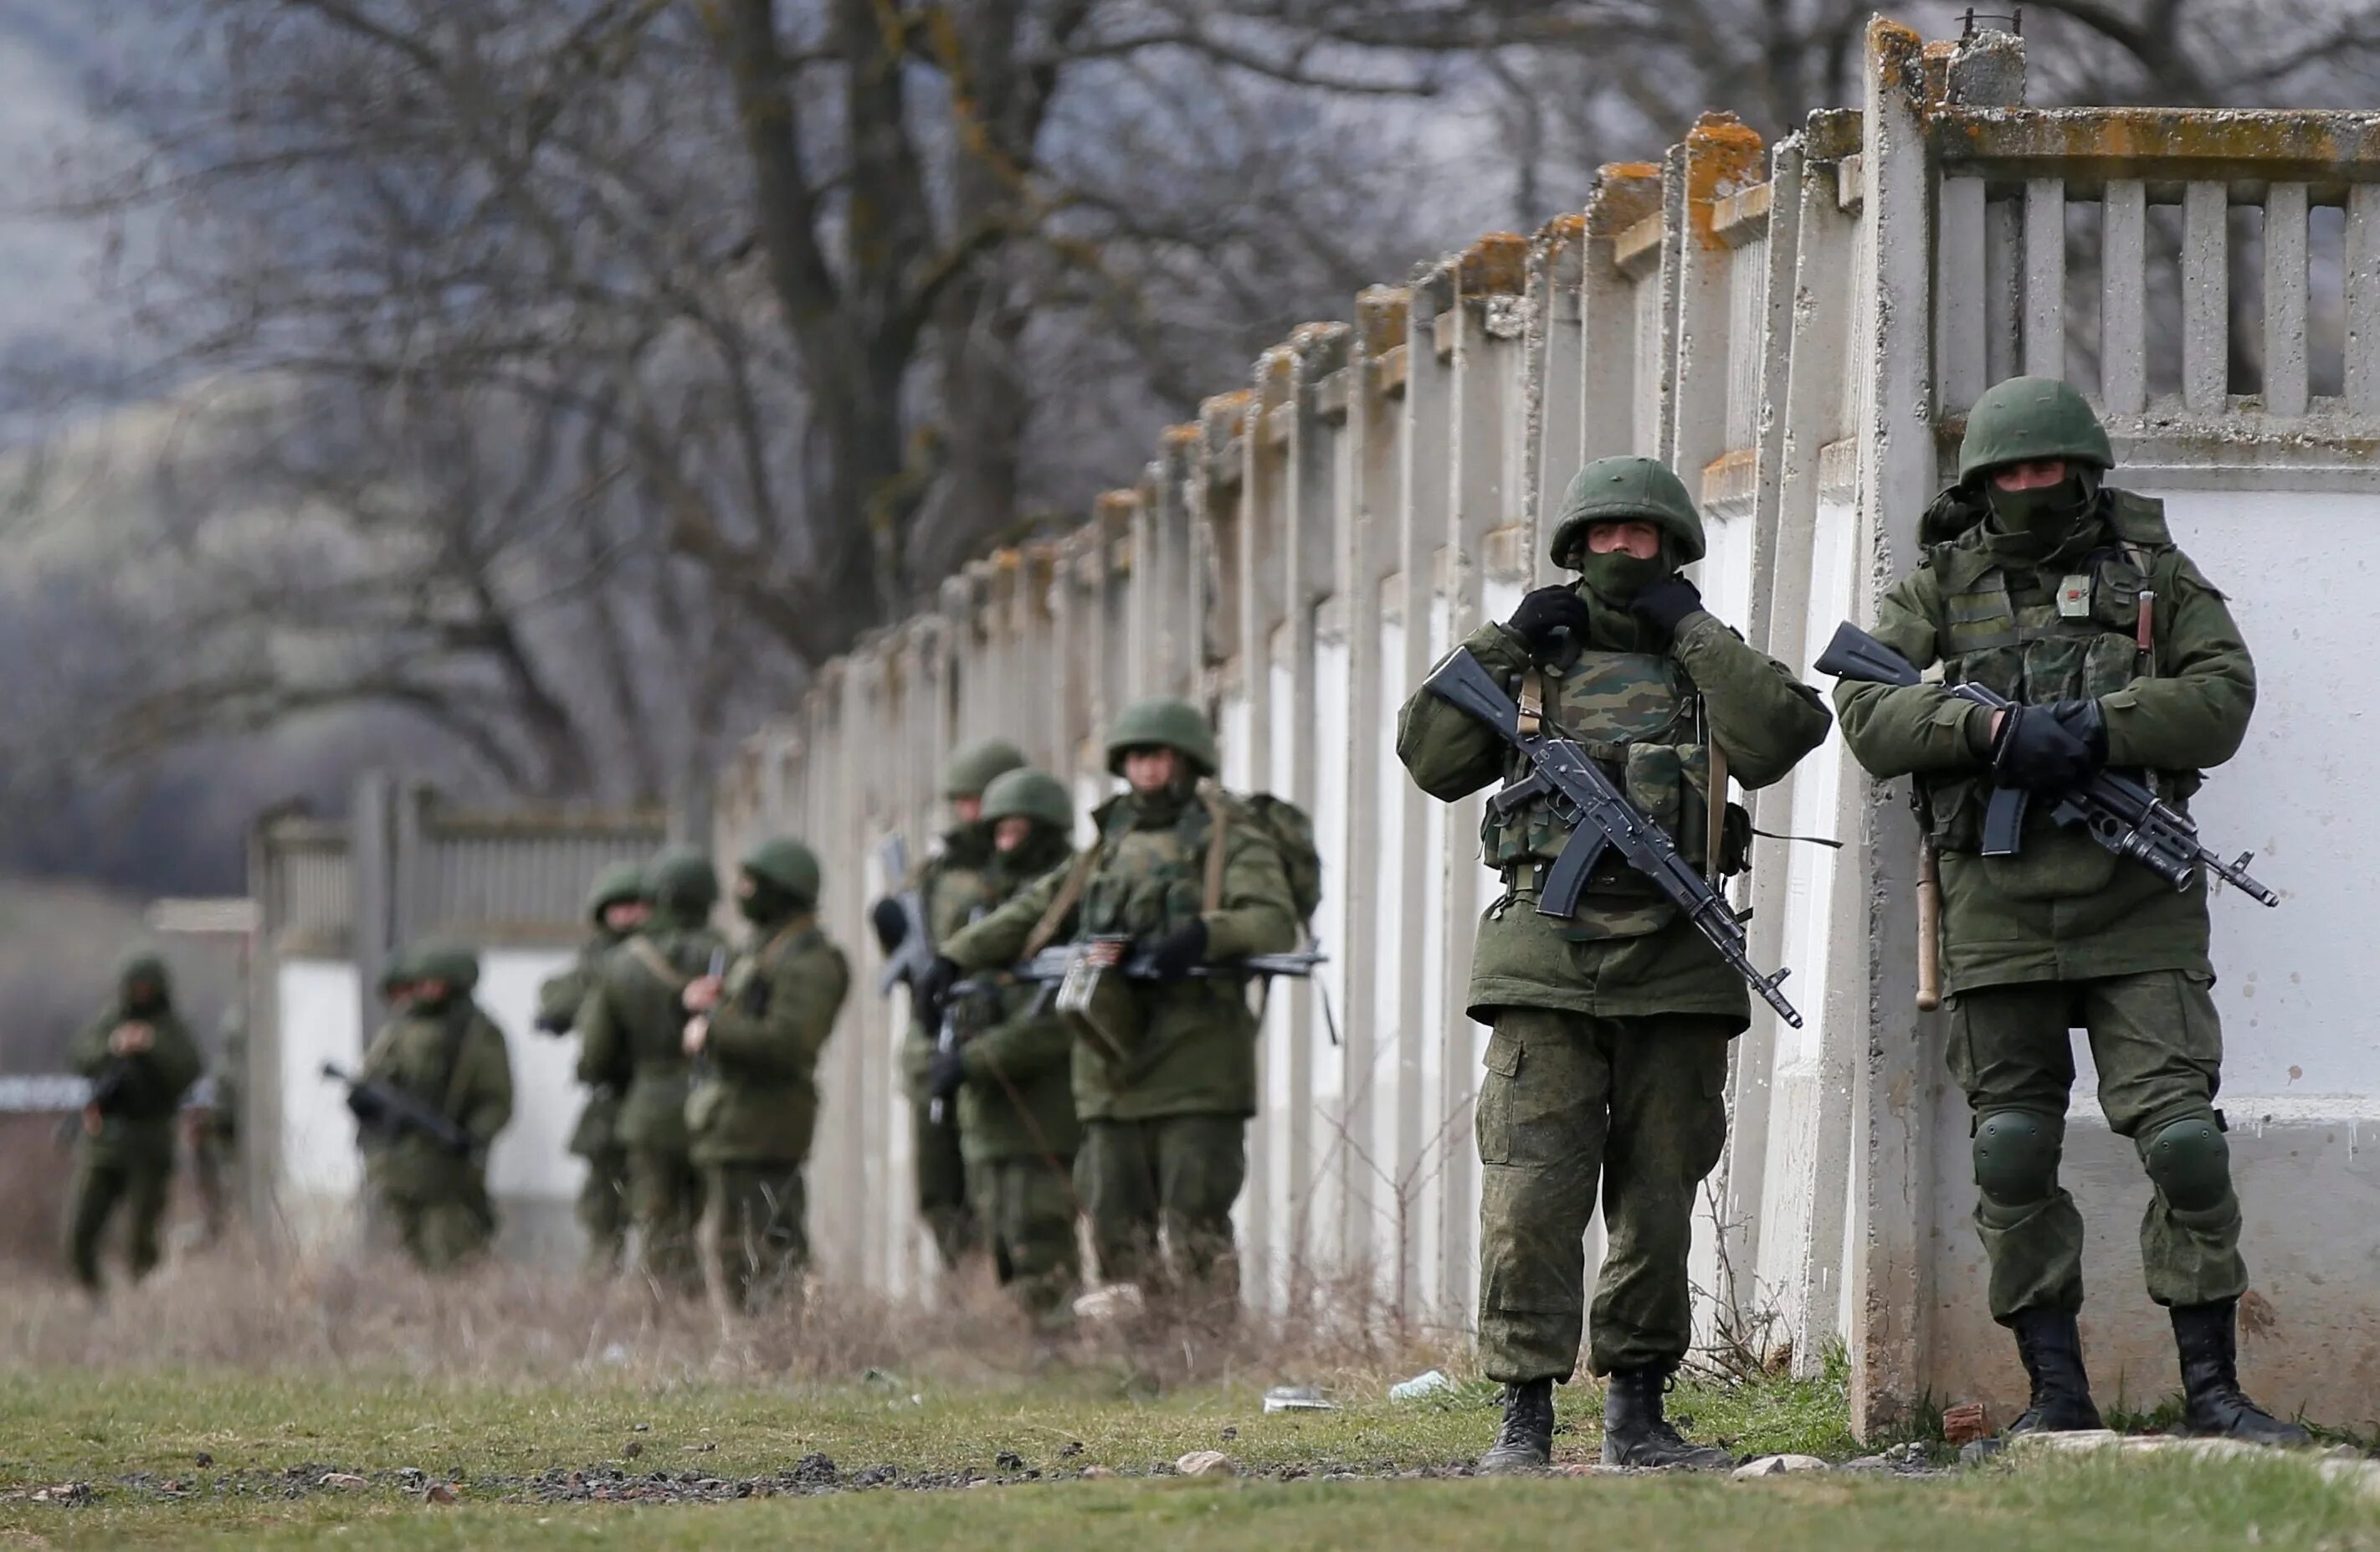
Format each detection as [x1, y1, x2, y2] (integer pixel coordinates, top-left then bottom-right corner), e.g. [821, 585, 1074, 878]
[968, 1154, 1081, 1325]
[623, 1146, 704, 1293]
[698, 1162, 808, 1316]
[1076, 1115, 1244, 1314]
[1475, 1008, 1731, 1383]
[65, 1150, 174, 1292]
[913, 1096, 978, 1272]
[576, 1145, 630, 1275]
[1948, 970, 2247, 1322]
[370, 1183, 495, 1272]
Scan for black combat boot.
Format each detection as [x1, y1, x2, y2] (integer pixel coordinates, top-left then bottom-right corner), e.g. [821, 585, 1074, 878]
[2172, 1300, 2311, 1447]
[1600, 1367, 1731, 1469]
[2004, 1307, 2105, 1435]
[1478, 1379, 1556, 1474]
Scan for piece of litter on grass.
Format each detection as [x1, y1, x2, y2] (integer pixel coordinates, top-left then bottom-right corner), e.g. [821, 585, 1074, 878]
[1264, 1386, 1336, 1413]
[317, 1472, 368, 1490]
[1388, 1370, 1454, 1401]
[1073, 1283, 1146, 1323]
[1176, 1451, 1236, 1477]
[1941, 1402, 1991, 1446]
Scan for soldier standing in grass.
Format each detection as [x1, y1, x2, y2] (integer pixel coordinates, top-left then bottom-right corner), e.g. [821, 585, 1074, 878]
[356, 942, 513, 1271]
[536, 862, 649, 1274]
[1833, 377, 2305, 1447]
[874, 737, 1028, 1277]
[921, 767, 1085, 1329]
[1398, 455, 1831, 1471]
[64, 949, 204, 1293]
[577, 849, 728, 1293]
[926, 698, 1298, 1325]
[680, 839, 849, 1317]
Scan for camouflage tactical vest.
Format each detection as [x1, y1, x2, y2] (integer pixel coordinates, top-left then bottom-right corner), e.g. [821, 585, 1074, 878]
[1917, 491, 2181, 856]
[1080, 800, 1211, 940]
[1485, 649, 1744, 939]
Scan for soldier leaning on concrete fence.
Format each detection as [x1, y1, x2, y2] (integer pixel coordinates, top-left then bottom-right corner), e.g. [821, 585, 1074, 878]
[1398, 455, 1832, 1472]
[1834, 377, 2306, 1449]
[871, 737, 1028, 1277]
[926, 698, 1299, 1328]
[680, 839, 849, 1318]
[64, 949, 203, 1294]
[535, 862, 650, 1276]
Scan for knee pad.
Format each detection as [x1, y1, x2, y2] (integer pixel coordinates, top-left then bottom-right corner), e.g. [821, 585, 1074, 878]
[2141, 1113, 2231, 1212]
[1972, 1109, 2063, 1208]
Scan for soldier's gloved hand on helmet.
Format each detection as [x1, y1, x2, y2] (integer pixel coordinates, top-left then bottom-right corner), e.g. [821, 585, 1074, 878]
[869, 897, 908, 954]
[915, 956, 962, 1023]
[1504, 584, 1591, 654]
[1629, 574, 1704, 638]
[1989, 703, 2100, 791]
[1141, 920, 1209, 982]
[926, 1046, 968, 1103]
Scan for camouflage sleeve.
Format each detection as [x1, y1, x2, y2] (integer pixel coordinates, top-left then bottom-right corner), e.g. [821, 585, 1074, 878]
[961, 1005, 1071, 1087]
[460, 1014, 512, 1150]
[2100, 552, 2254, 770]
[1669, 613, 1832, 790]
[574, 970, 625, 1088]
[1833, 568, 1991, 779]
[1203, 821, 1299, 962]
[64, 1015, 110, 1077]
[535, 963, 588, 1032]
[943, 862, 1072, 972]
[709, 942, 849, 1079]
[1395, 620, 1526, 801]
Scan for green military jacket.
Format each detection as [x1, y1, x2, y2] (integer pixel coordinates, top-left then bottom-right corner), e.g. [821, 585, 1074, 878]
[954, 833, 1084, 1164]
[1833, 490, 2254, 994]
[577, 919, 729, 1153]
[359, 998, 513, 1202]
[66, 1003, 203, 1168]
[1398, 604, 1831, 1027]
[687, 917, 849, 1168]
[542, 933, 624, 1159]
[942, 786, 1299, 1123]
[900, 824, 998, 1101]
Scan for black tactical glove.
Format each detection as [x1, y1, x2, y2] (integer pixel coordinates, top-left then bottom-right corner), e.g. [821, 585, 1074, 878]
[1990, 704, 2098, 792]
[926, 1047, 968, 1103]
[915, 955, 962, 1025]
[869, 897, 909, 955]
[1142, 920, 1209, 982]
[533, 1010, 571, 1036]
[1504, 585, 1591, 654]
[2044, 698, 2110, 766]
[1629, 574, 1704, 638]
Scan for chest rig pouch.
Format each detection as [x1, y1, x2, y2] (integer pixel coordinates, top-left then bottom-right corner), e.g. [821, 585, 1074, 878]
[1064, 802, 1217, 1061]
[1483, 650, 1749, 942]
[1919, 537, 2169, 896]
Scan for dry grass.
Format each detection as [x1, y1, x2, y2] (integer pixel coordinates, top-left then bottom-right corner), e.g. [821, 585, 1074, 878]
[0, 1240, 1470, 1398]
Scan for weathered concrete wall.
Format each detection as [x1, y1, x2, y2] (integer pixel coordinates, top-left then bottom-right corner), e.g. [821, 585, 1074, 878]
[713, 19, 2380, 1434]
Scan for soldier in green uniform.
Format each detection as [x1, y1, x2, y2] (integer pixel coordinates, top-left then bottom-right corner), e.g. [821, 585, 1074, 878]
[356, 942, 514, 1271]
[1834, 377, 2304, 1447]
[926, 699, 1297, 1323]
[1398, 455, 1833, 1472]
[64, 950, 204, 1293]
[536, 863, 649, 1273]
[182, 1007, 244, 1247]
[680, 839, 849, 1316]
[577, 848, 727, 1292]
[873, 737, 1027, 1273]
[922, 767, 1085, 1327]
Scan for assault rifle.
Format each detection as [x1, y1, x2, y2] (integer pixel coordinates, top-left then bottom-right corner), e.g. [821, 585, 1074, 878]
[321, 1062, 473, 1155]
[1422, 647, 1803, 1029]
[874, 835, 937, 997]
[1813, 623, 2279, 906]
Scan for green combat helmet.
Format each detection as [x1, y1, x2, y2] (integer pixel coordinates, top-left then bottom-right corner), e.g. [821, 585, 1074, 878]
[377, 946, 417, 999]
[1547, 455, 1707, 569]
[980, 768, 1075, 831]
[741, 838, 823, 907]
[944, 737, 1028, 799]
[1957, 376, 2113, 485]
[585, 861, 646, 923]
[1105, 696, 1219, 778]
[647, 847, 721, 916]
[408, 940, 481, 995]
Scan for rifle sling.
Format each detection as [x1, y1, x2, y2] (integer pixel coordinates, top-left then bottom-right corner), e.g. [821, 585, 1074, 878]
[1023, 846, 1102, 958]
